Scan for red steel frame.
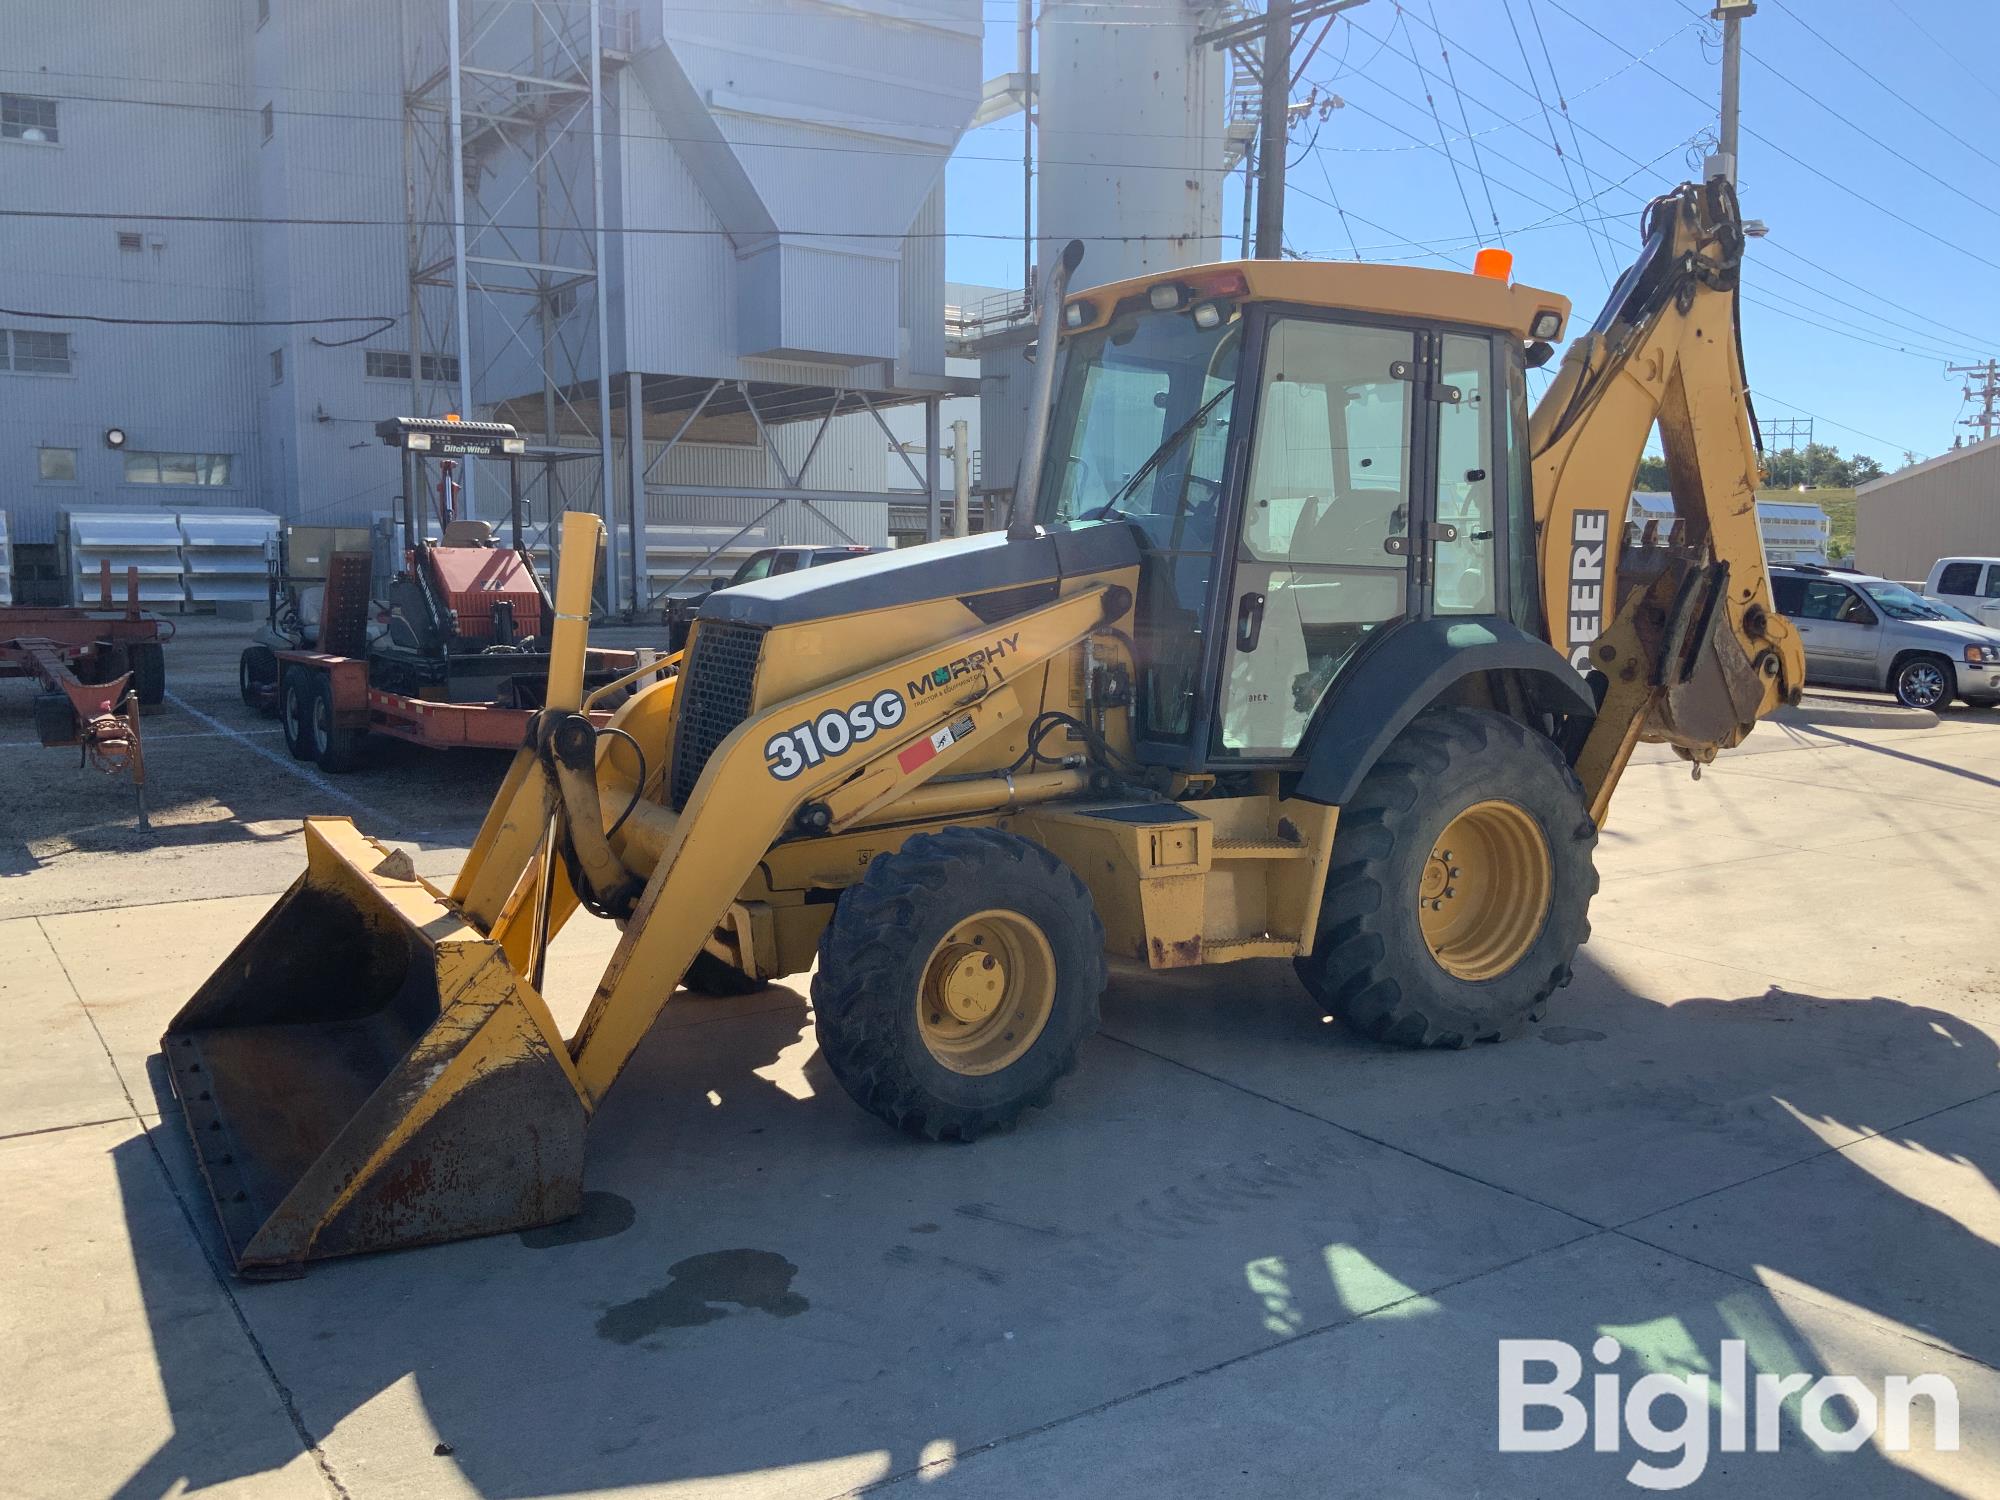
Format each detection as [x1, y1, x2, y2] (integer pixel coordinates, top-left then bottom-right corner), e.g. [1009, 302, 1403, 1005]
[270, 648, 636, 751]
[0, 564, 167, 827]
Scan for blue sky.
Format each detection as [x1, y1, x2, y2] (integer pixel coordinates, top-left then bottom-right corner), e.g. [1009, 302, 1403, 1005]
[943, 0, 2000, 466]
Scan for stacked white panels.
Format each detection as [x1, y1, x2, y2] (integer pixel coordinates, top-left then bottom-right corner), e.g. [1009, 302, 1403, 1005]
[178, 510, 281, 603]
[62, 510, 186, 606]
[0, 511, 12, 606]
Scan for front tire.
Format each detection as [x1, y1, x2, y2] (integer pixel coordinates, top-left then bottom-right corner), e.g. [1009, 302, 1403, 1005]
[813, 826, 1105, 1141]
[1892, 655, 1952, 711]
[1295, 707, 1598, 1048]
[240, 646, 278, 712]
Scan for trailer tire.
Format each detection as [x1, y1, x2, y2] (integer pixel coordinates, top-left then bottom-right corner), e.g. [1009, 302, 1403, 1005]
[680, 951, 768, 998]
[129, 642, 166, 707]
[307, 674, 367, 773]
[1295, 706, 1598, 1048]
[240, 647, 279, 712]
[281, 669, 317, 761]
[813, 826, 1104, 1142]
[83, 644, 129, 686]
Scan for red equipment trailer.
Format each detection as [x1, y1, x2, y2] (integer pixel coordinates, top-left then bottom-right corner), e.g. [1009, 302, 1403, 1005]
[238, 416, 653, 771]
[0, 562, 170, 827]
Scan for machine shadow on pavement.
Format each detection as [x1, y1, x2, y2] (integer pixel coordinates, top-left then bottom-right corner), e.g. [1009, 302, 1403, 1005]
[106, 954, 1993, 1499]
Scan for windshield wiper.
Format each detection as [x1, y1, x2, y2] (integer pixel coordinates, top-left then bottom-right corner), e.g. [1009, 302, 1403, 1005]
[1082, 383, 1234, 522]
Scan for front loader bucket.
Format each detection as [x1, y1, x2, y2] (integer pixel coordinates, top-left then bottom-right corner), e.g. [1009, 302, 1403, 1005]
[162, 817, 587, 1274]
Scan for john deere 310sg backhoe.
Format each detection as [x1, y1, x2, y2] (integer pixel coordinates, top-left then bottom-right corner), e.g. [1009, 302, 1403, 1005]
[167, 179, 1803, 1273]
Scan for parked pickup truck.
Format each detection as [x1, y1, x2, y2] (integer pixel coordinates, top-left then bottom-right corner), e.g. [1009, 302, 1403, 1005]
[665, 544, 880, 650]
[1924, 556, 2000, 629]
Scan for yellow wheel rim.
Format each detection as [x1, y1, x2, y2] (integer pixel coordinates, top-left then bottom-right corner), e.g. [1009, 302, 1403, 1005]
[1417, 799, 1552, 982]
[917, 909, 1057, 1076]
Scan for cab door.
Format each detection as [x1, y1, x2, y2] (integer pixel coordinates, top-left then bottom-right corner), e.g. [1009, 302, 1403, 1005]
[1212, 313, 1419, 759]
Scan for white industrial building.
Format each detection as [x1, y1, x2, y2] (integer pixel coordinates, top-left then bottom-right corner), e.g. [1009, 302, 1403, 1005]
[1, 0, 997, 608]
[1627, 492, 1832, 565]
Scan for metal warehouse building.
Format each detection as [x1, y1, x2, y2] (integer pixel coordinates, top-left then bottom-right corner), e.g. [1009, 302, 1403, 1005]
[1854, 441, 2000, 581]
[0, 0, 986, 609]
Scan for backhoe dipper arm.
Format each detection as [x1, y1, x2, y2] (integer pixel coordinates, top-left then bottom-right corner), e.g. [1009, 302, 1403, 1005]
[1529, 178, 1804, 824]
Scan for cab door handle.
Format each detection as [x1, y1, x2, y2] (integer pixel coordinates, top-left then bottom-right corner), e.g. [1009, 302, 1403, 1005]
[1235, 592, 1266, 652]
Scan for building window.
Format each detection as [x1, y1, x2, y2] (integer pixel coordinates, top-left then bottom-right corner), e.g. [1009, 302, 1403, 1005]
[364, 349, 459, 383]
[3, 328, 72, 374]
[1, 93, 58, 144]
[123, 452, 233, 486]
[38, 447, 78, 482]
[116, 230, 143, 252]
[270, 347, 284, 385]
[260, 102, 274, 141]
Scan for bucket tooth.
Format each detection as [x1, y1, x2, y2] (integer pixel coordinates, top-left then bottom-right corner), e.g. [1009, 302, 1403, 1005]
[163, 817, 587, 1274]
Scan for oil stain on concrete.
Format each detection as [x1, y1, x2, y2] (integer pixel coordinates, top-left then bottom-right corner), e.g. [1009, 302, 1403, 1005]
[597, 1249, 808, 1343]
[518, 1190, 636, 1248]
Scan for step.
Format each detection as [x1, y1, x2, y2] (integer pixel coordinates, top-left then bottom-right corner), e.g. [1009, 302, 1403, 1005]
[1211, 836, 1309, 860]
[1201, 935, 1299, 963]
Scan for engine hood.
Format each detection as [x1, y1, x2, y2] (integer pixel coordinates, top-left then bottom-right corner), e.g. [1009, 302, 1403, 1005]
[700, 523, 1144, 628]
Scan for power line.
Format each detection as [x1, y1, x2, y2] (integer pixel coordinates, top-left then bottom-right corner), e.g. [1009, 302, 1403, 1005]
[1665, 0, 2000, 225]
[1394, 4, 1484, 245]
[1540, 0, 2000, 276]
[1522, 0, 1624, 280]
[1763, 0, 2000, 174]
[1497, 0, 1615, 288]
[1423, 0, 1508, 247]
[1881, 0, 2000, 109]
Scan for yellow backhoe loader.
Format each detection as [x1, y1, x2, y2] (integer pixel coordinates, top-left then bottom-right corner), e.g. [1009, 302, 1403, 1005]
[166, 179, 1803, 1274]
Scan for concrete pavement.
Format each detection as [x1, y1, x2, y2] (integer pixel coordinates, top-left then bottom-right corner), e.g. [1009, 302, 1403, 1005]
[2, 622, 1998, 1498]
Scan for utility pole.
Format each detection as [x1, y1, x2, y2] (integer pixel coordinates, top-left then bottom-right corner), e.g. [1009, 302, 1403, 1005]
[1708, 0, 1755, 185]
[1197, 0, 1368, 260]
[1255, 0, 1291, 259]
[1949, 360, 2000, 443]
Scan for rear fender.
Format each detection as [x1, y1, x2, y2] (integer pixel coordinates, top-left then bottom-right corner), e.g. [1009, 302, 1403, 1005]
[1293, 616, 1594, 806]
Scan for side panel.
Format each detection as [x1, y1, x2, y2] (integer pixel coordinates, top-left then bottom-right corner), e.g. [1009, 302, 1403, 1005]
[1292, 617, 1595, 806]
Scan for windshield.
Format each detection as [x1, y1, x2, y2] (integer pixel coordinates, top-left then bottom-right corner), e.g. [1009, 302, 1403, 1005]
[1036, 306, 1244, 551]
[1860, 579, 1960, 622]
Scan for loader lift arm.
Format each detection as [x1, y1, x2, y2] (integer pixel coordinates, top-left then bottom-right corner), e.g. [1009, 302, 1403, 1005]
[1529, 178, 1803, 823]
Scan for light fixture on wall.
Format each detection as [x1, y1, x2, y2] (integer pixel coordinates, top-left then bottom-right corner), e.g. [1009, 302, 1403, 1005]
[104, 427, 127, 449]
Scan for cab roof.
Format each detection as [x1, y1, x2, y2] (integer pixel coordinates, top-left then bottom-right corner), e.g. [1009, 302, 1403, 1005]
[1065, 259, 1572, 344]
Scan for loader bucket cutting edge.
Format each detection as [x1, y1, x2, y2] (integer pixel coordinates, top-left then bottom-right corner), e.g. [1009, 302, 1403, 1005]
[162, 817, 587, 1274]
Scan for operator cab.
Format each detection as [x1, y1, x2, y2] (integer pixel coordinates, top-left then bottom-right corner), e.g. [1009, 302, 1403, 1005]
[1033, 260, 1570, 771]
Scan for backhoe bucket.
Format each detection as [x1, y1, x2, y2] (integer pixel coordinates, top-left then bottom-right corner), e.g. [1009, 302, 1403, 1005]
[162, 817, 586, 1274]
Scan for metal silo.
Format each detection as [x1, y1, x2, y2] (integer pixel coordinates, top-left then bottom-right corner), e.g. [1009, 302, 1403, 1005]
[1037, 0, 1228, 291]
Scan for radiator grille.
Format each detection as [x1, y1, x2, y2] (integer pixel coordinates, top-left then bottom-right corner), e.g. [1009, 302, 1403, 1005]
[670, 620, 765, 809]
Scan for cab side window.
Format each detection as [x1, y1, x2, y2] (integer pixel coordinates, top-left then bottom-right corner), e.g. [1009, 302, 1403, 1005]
[731, 552, 775, 585]
[1985, 566, 2000, 599]
[1937, 562, 1981, 595]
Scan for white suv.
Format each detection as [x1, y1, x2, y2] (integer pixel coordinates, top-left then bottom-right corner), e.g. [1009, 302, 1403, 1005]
[1771, 565, 2000, 710]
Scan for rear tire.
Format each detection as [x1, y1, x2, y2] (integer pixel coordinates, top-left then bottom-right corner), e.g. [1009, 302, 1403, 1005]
[813, 826, 1104, 1141]
[1891, 654, 1952, 711]
[239, 646, 278, 712]
[281, 668, 317, 761]
[308, 674, 367, 773]
[680, 950, 768, 998]
[129, 642, 166, 707]
[1295, 707, 1598, 1048]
